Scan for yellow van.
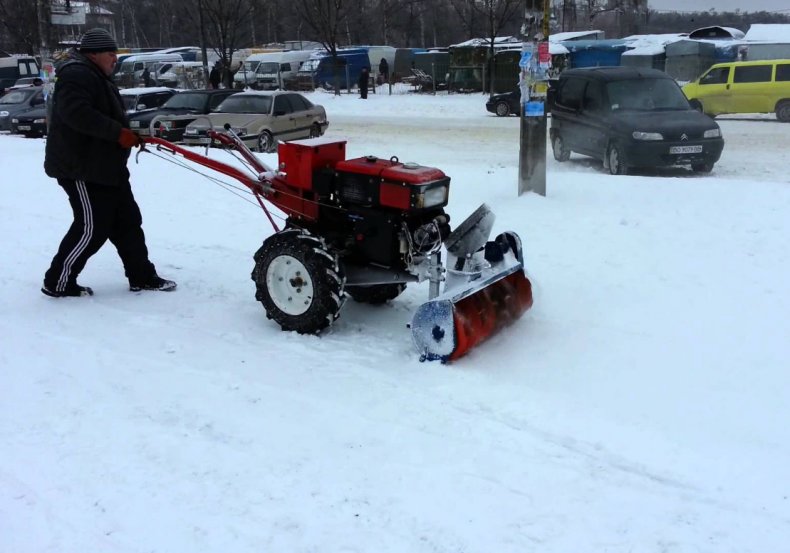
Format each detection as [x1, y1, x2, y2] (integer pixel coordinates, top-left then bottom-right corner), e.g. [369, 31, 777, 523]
[682, 59, 790, 122]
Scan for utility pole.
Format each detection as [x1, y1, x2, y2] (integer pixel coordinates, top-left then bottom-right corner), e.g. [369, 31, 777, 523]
[36, 0, 50, 65]
[518, 0, 551, 197]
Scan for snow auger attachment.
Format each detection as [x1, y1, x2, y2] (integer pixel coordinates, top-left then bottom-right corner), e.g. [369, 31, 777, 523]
[140, 130, 533, 362]
[411, 206, 533, 362]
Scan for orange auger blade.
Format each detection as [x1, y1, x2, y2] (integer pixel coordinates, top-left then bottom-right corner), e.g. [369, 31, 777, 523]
[411, 270, 533, 362]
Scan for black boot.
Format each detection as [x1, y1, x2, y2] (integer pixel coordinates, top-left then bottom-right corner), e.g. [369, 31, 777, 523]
[129, 275, 177, 292]
[42, 284, 94, 297]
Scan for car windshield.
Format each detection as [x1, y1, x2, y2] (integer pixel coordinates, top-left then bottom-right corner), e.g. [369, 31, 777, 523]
[0, 89, 36, 104]
[215, 95, 272, 114]
[121, 95, 139, 110]
[258, 62, 279, 74]
[300, 59, 320, 72]
[240, 61, 258, 73]
[161, 93, 206, 110]
[607, 78, 690, 111]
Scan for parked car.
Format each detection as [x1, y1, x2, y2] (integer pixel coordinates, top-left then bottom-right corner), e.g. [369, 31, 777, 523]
[11, 105, 48, 137]
[486, 88, 520, 117]
[550, 67, 724, 175]
[0, 86, 44, 131]
[182, 90, 328, 153]
[682, 59, 790, 121]
[8, 76, 46, 90]
[129, 89, 239, 138]
[118, 87, 176, 115]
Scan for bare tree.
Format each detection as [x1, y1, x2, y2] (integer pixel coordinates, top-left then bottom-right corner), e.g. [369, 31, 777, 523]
[293, 0, 356, 92]
[293, 0, 354, 55]
[0, 0, 40, 54]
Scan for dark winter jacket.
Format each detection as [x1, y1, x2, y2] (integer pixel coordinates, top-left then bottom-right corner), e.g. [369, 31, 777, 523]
[44, 51, 131, 187]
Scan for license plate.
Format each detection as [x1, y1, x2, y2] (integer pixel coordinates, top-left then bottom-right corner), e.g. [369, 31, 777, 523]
[670, 145, 702, 154]
[19, 125, 31, 130]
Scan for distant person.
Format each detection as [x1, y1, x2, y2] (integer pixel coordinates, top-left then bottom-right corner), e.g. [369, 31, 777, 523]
[209, 63, 221, 89]
[378, 57, 389, 84]
[42, 28, 176, 297]
[359, 66, 369, 99]
[142, 67, 151, 87]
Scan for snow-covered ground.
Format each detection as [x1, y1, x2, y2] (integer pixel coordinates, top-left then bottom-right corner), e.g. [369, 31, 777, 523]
[2, 89, 789, 553]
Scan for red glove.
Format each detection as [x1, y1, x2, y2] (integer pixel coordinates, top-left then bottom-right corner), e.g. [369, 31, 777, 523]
[118, 127, 143, 149]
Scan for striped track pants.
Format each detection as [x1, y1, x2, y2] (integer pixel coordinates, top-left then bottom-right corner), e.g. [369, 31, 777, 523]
[44, 179, 156, 292]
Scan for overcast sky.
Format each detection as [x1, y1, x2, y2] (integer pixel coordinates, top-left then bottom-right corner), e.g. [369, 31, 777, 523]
[649, 0, 788, 12]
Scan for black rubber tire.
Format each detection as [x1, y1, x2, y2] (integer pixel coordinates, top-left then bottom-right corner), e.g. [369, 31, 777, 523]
[552, 134, 570, 162]
[257, 130, 274, 153]
[346, 283, 406, 305]
[691, 162, 714, 173]
[251, 229, 345, 334]
[495, 101, 510, 117]
[607, 143, 628, 175]
[776, 101, 790, 122]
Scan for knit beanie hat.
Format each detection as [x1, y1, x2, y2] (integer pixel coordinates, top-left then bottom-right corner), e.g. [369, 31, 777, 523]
[79, 28, 118, 53]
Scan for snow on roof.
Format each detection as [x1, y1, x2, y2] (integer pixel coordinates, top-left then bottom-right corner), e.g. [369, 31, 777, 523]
[620, 33, 686, 56]
[450, 36, 521, 48]
[550, 31, 603, 42]
[689, 26, 746, 40]
[745, 24, 790, 43]
[119, 86, 175, 95]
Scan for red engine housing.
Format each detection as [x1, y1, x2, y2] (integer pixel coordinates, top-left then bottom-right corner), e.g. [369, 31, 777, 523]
[278, 139, 450, 214]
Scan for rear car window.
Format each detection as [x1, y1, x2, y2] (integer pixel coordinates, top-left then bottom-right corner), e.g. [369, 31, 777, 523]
[733, 65, 772, 83]
[776, 64, 790, 82]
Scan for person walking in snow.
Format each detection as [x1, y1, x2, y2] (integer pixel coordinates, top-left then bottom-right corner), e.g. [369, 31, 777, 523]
[42, 28, 176, 297]
[359, 66, 370, 99]
[209, 63, 221, 90]
[378, 57, 389, 84]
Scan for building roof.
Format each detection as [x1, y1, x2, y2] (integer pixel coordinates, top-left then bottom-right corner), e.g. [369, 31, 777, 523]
[744, 24, 790, 43]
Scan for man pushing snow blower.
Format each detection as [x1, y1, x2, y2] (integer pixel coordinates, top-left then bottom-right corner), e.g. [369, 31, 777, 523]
[139, 125, 533, 361]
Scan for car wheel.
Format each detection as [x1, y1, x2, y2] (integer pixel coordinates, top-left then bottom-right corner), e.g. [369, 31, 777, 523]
[552, 134, 570, 162]
[495, 101, 510, 117]
[607, 143, 628, 175]
[689, 100, 703, 112]
[309, 123, 321, 138]
[776, 101, 790, 122]
[691, 161, 714, 173]
[257, 130, 274, 153]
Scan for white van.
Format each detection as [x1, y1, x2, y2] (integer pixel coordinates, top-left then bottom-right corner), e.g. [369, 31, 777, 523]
[234, 50, 313, 90]
[0, 56, 40, 90]
[116, 53, 184, 88]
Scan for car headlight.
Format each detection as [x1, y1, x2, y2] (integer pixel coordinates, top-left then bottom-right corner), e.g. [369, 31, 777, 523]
[415, 185, 449, 209]
[704, 128, 721, 138]
[130, 120, 140, 128]
[632, 131, 663, 141]
[33, 118, 46, 124]
[0, 111, 8, 117]
[11, 118, 18, 123]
